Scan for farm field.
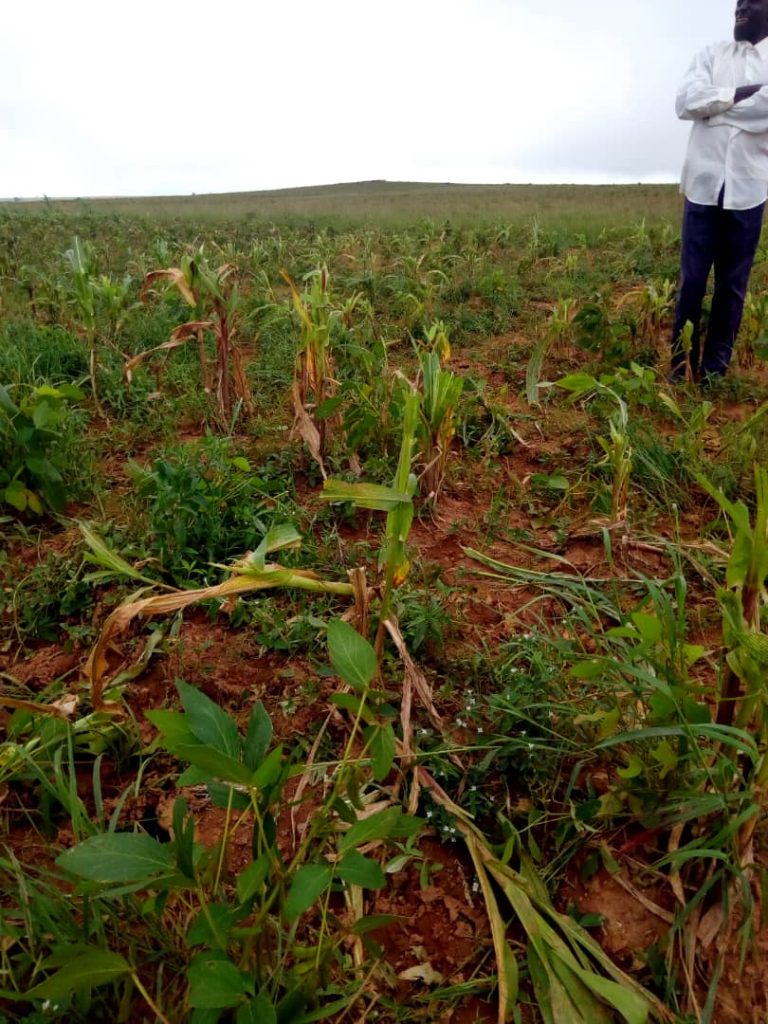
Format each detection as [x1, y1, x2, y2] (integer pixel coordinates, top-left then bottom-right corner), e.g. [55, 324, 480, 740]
[3, 184, 768, 1023]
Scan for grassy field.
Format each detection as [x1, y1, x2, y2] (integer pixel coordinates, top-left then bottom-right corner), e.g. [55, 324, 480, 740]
[2, 190, 768, 1024]
[2, 179, 684, 230]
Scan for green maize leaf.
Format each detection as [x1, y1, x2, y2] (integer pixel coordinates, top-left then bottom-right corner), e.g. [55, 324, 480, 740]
[464, 831, 518, 1022]
[693, 471, 751, 535]
[25, 950, 131, 1001]
[245, 524, 302, 571]
[79, 521, 161, 587]
[555, 372, 599, 395]
[735, 630, 768, 667]
[57, 833, 173, 883]
[321, 479, 411, 511]
[547, 953, 617, 1023]
[657, 392, 683, 421]
[596, 724, 757, 761]
[525, 943, 557, 1024]
[558, 954, 649, 1024]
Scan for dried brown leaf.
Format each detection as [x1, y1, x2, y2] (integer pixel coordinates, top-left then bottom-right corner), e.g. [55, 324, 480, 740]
[291, 380, 326, 479]
[141, 268, 196, 307]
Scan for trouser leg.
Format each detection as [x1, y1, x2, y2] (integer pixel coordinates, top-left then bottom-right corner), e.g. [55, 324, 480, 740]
[671, 200, 718, 378]
[701, 202, 765, 377]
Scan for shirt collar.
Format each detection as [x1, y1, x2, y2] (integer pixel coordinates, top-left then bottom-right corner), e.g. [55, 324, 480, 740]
[756, 37, 768, 57]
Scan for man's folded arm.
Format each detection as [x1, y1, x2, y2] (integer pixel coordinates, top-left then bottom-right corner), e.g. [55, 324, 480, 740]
[676, 48, 736, 119]
[709, 85, 768, 130]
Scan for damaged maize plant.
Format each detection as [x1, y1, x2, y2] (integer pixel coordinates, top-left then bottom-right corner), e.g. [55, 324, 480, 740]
[130, 248, 254, 428]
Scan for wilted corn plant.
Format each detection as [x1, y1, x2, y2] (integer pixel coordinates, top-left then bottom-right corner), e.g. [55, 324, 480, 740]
[419, 771, 666, 1024]
[557, 372, 632, 526]
[80, 523, 354, 710]
[696, 464, 768, 872]
[617, 278, 675, 345]
[282, 266, 339, 476]
[414, 321, 463, 507]
[129, 248, 254, 428]
[64, 237, 100, 413]
[526, 297, 578, 408]
[738, 290, 768, 368]
[322, 379, 420, 659]
[64, 237, 134, 417]
[696, 467, 768, 734]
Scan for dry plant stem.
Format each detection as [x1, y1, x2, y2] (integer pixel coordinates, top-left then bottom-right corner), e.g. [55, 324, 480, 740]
[667, 822, 688, 909]
[346, 568, 371, 637]
[85, 570, 354, 710]
[213, 785, 236, 894]
[130, 972, 172, 1024]
[89, 346, 105, 420]
[197, 326, 211, 392]
[215, 301, 232, 423]
[611, 872, 675, 925]
[719, 583, 760, 729]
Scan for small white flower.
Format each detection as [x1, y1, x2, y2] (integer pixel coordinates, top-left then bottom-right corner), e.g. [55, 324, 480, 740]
[528, 743, 535, 751]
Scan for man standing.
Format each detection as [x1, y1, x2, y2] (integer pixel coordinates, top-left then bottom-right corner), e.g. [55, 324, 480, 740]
[671, 0, 768, 382]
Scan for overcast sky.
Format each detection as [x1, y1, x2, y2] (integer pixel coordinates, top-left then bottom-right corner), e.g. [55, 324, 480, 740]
[0, 0, 740, 197]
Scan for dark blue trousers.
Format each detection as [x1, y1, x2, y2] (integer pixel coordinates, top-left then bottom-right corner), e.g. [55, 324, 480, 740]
[671, 193, 765, 378]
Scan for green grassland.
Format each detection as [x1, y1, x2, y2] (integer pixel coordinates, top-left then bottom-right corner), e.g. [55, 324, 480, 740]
[3, 179, 683, 230]
[1, 188, 768, 1024]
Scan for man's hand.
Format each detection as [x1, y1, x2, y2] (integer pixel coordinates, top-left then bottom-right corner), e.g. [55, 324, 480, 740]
[735, 84, 764, 102]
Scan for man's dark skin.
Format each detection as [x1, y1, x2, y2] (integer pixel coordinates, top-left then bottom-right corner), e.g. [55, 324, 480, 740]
[734, 0, 768, 102]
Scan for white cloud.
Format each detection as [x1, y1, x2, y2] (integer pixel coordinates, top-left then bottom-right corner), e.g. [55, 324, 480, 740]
[0, 0, 738, 196]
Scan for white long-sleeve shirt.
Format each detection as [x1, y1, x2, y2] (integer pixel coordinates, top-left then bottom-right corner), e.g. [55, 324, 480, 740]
[677, 38, 768, 209]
